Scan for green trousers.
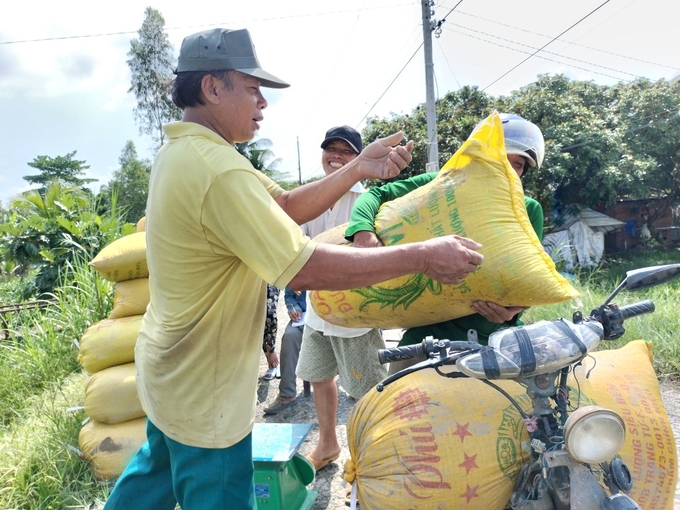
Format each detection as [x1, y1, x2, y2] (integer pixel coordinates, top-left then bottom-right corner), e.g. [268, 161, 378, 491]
[103, 419, 255, 510]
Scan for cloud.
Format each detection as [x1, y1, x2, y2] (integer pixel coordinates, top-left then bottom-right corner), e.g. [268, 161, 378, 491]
[0, 47, 19, 80]
[58, 53, 97, 79]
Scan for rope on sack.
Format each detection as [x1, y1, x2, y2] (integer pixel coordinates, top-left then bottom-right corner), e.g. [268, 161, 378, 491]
[343, 457, 356, 484]
[343, 458, 359, 508]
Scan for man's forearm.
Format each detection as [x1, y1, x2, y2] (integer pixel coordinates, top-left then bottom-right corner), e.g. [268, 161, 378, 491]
[275, 161, 362, 224]
[287, 243, 427, 291]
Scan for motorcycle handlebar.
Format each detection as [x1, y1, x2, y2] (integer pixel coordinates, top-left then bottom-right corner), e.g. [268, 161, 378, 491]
[378, 343, 428, 364]
[617, 300, 655, 320]
[377, 339, 480, 365]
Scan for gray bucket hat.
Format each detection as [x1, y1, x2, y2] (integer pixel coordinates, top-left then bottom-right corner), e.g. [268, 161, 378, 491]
[176, 28, 290, 89]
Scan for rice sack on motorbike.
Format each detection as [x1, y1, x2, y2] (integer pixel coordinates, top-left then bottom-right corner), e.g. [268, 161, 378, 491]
[344, 340, 676, 510]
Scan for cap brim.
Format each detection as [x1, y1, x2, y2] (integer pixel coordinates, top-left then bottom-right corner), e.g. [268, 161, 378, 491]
[240, 68, 290, 89]
[321, 137, 360, 154]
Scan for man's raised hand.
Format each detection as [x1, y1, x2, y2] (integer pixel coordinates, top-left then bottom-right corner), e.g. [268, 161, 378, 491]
[358, 131, 415, 181]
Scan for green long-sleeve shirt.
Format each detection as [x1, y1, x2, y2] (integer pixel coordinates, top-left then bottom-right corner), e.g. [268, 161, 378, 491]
[344, 171, 544, 346]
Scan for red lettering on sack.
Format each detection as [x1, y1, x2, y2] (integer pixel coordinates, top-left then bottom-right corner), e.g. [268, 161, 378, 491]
[310, 292, 331, 316]
[403, 464, 452, 499]
[632, 439, 643, 478]
[393, 389, 431, 421]
[321, 291, 354, 313]
[399, 422, 451, 499]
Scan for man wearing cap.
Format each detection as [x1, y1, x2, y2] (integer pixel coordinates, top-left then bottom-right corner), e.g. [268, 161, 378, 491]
[103, 27, 484, 510]
[290, 126, 388, 472]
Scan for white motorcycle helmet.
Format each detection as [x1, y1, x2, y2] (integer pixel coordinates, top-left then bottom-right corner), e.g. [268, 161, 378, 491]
[499, 113, 545, 172]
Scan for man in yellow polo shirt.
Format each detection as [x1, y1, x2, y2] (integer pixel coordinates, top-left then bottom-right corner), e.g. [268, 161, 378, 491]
[103, 27, 484, 510]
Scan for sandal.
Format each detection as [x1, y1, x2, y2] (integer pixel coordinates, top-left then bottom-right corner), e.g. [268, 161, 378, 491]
[306, 452, 340, 472]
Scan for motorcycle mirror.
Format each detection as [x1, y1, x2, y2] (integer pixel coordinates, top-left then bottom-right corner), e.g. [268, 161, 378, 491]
[602, 263, 680, 307]
[625, 263, 680, 291]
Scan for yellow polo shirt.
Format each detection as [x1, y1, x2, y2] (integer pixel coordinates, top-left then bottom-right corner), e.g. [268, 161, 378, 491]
[136, 122, 316, 448]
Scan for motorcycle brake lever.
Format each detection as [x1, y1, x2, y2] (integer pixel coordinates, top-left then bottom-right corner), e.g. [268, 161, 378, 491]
[376, 353, 463, 392]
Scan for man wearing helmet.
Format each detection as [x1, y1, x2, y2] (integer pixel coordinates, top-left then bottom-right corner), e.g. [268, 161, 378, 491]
[344, 114, 545, 374]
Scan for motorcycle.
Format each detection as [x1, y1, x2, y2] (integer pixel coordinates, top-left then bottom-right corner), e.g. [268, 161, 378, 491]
[373, 263, 680, 510]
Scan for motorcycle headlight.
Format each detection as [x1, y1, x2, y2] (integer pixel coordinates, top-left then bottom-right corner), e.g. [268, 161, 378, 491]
[564, 406, 626, 464]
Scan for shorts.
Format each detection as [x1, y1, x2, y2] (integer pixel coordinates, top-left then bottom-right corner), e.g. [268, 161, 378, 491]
[296, 326, 387, 399]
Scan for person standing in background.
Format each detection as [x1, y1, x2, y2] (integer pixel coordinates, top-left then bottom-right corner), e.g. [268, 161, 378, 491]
[264, 287, 306, 412]
[296, 126, 388, 472]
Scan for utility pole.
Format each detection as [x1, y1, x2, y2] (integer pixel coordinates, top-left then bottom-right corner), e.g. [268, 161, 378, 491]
[421, 0, 439, 172]
[296, 137, 302, 185]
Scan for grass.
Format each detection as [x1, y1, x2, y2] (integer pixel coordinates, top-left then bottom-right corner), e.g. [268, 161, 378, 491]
[0, 252, 113, 509]
[0, 245, 679, 508]
[523, 245, 680, 380]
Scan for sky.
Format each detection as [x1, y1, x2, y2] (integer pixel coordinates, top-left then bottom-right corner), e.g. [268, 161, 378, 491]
[1, 0, 679, 205]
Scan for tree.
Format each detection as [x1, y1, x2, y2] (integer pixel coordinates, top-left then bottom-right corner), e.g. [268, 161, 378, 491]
[105, 141, 152, 224]
[0, 181, 132, 298]
[235, 138, 291, 182]
[611, 79, 680, 226]
[127, 7, 181, 150]
[361, 85, 495, 185]
[361, 75, 680, 221]
[498, 74, 622, 213]
[23, 151, 97, 191]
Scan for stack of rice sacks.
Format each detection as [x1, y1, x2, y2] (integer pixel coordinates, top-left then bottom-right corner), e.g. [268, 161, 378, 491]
[78, 218, 149, 480]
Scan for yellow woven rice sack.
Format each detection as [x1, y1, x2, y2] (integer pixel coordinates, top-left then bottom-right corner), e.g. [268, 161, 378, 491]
[311, 112, 578, 329]
[89, 232, 148, 282]
[78, 315, 143, 374]
[84, 363, 145, 425]
[79, 417, 147, 480]
[344, 340, 675, 510]
[136, 216, 146, 232]
[576, 341, 677, 509]
[108, 278, 150, 319]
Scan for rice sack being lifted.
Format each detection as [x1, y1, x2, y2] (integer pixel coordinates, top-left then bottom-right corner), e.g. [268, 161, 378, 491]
[310, 112, 577, 329]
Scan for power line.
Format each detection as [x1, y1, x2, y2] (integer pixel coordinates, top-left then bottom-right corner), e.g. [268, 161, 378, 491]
[443, 23, 642, 81]
[444, 26, 624, 81]
[304, 39, 425, 182]
[437, 37, 461, 89]
[481, 0, 612, 91]
[354, 43, 424, 128]
[0, 4, 414, 45]
[436, 0, 464, 28]
[453, 9, 680, 72]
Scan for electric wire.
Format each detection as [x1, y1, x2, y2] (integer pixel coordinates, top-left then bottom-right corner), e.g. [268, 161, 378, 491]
[437, 37, 462, 89]
[442, 26, 632, 82]
[298, 18, 424, 181]
[446, 23, 642, 80]
[436, 0, 464, 27]
[481, 0, 613, 92]
[453, 9, 680, 72]
[354, 43, 424, 128]
[344, 0, 463, 131]
[0, 4, 414, 45]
